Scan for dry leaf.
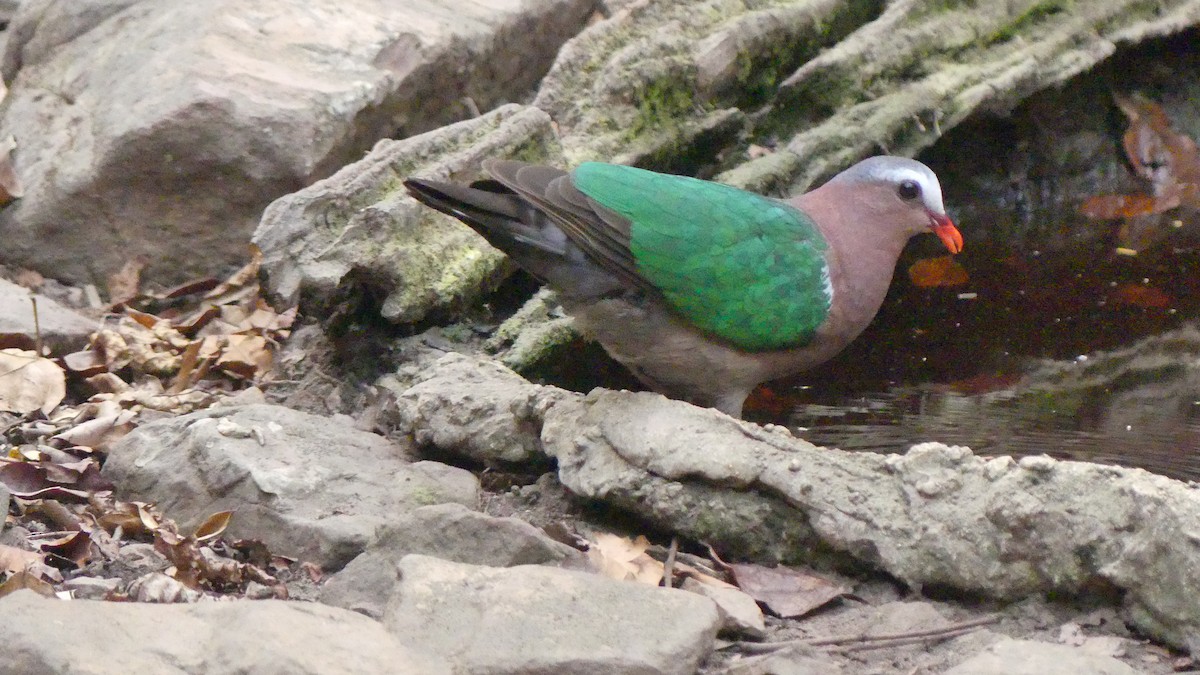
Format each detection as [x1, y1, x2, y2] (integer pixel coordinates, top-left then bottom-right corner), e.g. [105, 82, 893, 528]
[216, 334, 271, 378]
[0, 569, 55, 599]
[107, 256, 149, 306]
[39, 530, 94, 568]
[587, 533, 663, 585]
[0, 349, 65, 415]
[907, 256, 969, 288]
[0, 543, 43, 574]
[127, 571, 204, 603]
[52, 411, 137, 451]
[730, 563, 851, 618]
[192, 510, 233, 542]
[63, 349, 108, 377]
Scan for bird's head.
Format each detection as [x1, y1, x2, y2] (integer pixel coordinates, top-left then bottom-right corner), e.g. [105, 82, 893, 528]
[828, 156, 963, 254]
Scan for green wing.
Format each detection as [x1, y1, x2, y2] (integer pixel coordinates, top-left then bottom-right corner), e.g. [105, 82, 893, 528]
[573, 162, 831, 351]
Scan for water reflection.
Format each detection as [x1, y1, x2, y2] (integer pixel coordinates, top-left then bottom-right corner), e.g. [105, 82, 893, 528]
[786, 382, 1200, 482]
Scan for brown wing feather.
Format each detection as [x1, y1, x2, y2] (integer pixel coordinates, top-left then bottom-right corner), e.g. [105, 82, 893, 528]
[483, 159, 647, 290]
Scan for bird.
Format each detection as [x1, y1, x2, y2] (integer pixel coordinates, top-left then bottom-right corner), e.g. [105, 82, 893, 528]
[404, 156, 962, 418]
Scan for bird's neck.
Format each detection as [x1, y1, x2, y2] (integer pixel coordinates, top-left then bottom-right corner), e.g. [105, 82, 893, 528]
[798, 184, 912, 327]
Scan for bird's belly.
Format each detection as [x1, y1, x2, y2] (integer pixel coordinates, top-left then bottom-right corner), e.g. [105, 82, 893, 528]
[567, 296, 845, 414]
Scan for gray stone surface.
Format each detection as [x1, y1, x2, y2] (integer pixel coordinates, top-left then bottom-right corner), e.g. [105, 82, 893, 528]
[0, 277, 96, 353]
[944, 637, 1145, 675]
[0, 589, 448, 674]
[681, 577, 765, 639]
[388, 352, 575, 465]
[533, 0, 1200, 193]
[103, 404, 479, 570]
[255, 104, 561, 326]
[385, 554, 721, 675]
[392, 351, 1200, 651]
[320, 502, 585, 618]
[0, 0, 593, 287]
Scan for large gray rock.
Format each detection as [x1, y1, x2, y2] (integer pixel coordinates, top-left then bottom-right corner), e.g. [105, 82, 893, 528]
[320, 502, 585, 618]
[385, 555, 721, 674]
[103, 404, 479, 570]
[392, 351, 1200, 652]
[0, 590, 449, 674]
[254, 104, 562, 325]
[0, 0, 594, 287]
[534, 0, 1200, 192]
[0, 277, 95, 353]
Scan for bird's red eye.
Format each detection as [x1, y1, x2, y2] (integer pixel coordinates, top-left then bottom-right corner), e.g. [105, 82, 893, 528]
[898, 180, 921, 200]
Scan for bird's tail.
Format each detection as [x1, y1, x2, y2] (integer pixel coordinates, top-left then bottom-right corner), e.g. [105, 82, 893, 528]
[405, 178, 517, 235]
[404, 176, 621, 300]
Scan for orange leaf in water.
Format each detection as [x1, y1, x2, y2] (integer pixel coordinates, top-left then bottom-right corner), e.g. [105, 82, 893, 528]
[1079, 193, 1179, 220]
[1115, 93, 1200, 199]
[907, 256, 969, 288]
[1112, 284, 1171, 309]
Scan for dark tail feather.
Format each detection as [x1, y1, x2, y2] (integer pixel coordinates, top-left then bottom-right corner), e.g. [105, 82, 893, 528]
[403, 177, 623, 301]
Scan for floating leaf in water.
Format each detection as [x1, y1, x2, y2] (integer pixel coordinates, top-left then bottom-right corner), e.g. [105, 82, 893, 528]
[1112, 284, 1171, 309]
[907, 256, 969, 288]
[1079, 193, 1178, 220]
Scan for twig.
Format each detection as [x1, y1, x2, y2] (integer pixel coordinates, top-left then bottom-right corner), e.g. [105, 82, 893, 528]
[661, 537, 678, 587]
[703, 541, 731, 570]
[30, 297, 42, 355]
[732, 615, 1001, 655]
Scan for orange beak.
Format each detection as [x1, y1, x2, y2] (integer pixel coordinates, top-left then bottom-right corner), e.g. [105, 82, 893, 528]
[929, 211, 963, 254]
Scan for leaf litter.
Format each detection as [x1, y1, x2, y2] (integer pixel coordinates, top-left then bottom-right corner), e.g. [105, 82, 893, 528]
[0, 247, 302, 603]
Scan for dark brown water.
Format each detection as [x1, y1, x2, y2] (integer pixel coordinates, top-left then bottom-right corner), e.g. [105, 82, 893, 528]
[756, 232, 1200, 482]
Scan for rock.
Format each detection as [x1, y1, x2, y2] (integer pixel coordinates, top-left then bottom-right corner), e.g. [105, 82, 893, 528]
[320, 502, 585, 618]
[102, 404, 479, 570]
[0, 589, 448, 674]
[485, 287, 579, 373]
[944, 637, 1144, 675]
[385, 555, 721, 675]
[388, 352, 574, 465]
[387, 351, 1200, 651]
[720, 647, 845, 675]
[0, 0, 594, 287]
[0, 278, 96, 353]
[254, 103, 561, 326]
[535, 0, 866, 167]
[681, 577, 766, 639]
[532, 0, 1199, 190]
[60, 575, 120, 599]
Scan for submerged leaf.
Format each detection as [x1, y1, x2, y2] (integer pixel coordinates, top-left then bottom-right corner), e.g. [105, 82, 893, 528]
[907, 256, 969, 288]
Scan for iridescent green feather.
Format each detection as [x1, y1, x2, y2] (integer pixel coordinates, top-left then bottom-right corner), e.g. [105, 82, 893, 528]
[572, 162, 831, 351]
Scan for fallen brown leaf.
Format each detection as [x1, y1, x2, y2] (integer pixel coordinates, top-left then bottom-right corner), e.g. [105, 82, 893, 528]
[587, 533, 663, 585]
[730, 563, 851, 618]
[0, 569, 55, 599]
[192, 510, 233, 542]
[38, 530, 94, 568]
[107, 255, 150, 306]
[0, 349, 66, 415]
[216, 334, 271, 379]
[0, 542, 43, 574]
